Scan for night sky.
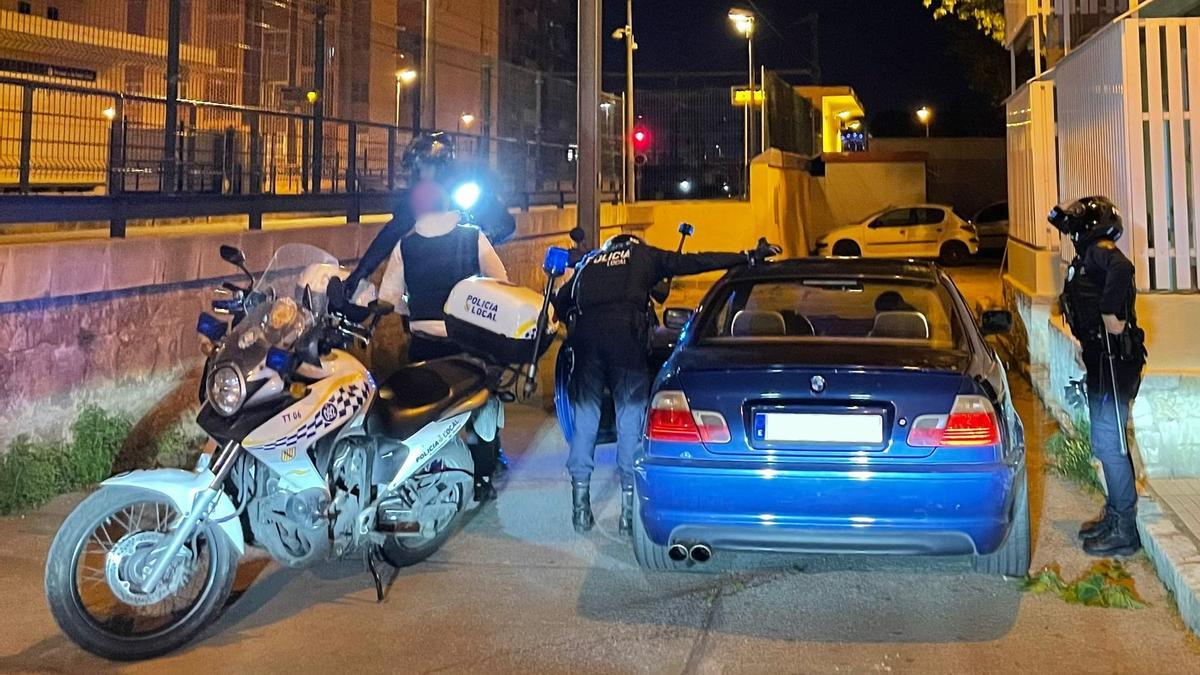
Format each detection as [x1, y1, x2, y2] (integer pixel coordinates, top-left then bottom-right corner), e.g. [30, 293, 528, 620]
[601, 0, 1007, 137]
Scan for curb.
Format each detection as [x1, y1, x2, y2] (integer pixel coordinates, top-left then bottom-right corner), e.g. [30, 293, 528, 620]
[1137, 499, 1200, 637]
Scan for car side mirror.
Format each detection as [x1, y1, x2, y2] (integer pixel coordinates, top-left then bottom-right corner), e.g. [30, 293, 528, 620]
[980, 310, 1013, 336]
[219, 245, 246, 266]
[663, 307, 694, 331]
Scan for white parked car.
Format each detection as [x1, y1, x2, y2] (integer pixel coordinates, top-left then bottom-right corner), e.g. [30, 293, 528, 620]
[814, 204, 979, 265]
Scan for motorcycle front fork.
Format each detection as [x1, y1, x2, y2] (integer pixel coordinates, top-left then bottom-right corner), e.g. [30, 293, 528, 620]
[140, 440, 242, 592]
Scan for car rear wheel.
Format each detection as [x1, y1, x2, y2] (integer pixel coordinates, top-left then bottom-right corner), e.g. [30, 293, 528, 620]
[973, 471, 1031, 577]
[939, 241, 970, 266]
[632, 485, 693, 573]
[831, 240, 861, 257]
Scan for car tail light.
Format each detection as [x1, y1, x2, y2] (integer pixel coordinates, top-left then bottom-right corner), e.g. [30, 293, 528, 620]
[907, 395, 1001, 447]
[647, 390, 731, 444]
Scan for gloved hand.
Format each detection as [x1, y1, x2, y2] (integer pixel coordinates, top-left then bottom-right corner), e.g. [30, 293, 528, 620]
[746, 238, 783, 266]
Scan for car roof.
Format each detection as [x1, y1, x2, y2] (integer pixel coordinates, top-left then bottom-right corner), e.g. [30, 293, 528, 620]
[723, 257, 943, 283]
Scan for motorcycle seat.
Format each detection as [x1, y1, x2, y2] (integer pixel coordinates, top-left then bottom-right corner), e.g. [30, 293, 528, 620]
[367, 357, 488, 440]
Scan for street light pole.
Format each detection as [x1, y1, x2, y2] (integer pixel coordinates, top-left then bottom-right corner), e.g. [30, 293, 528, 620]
[729, 7, 755, 199]
[624, 0, 636, 204]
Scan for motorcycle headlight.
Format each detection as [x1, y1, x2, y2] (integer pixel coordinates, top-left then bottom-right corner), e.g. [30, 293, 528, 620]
[207, 364, 246, 416]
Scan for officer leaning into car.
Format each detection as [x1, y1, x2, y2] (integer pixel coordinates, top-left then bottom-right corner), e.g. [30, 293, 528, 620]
[1050, 196, 1148, 557]
[553, 233, 782, 536]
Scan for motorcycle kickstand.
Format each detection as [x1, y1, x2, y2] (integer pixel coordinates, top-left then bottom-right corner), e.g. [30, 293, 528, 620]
[365, 546, 391, 603]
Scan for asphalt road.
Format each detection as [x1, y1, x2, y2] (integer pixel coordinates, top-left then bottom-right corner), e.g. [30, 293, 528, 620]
[2, 263, 1199, 674]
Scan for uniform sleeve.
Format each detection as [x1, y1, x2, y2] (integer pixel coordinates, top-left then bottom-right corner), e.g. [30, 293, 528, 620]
[476, 194, 517, 245]
[1097, 247, 1136, 318]
[477, 231, 509, 282]
[649, 247, 748, 279]
[346, 201, 414, 289]
[377, 243, 409, 317]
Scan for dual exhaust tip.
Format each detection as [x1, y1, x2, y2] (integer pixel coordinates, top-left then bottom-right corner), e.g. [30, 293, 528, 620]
[668, 542, 712, 563]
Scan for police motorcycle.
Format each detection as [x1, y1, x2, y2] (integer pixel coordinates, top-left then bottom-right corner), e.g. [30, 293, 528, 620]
[553, 223, 696, 442]
[44, 242, 569, 660]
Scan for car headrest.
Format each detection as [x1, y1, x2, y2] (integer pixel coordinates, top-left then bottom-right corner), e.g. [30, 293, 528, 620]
[870, 311, 930, 340]
[732, 310, 787, 337]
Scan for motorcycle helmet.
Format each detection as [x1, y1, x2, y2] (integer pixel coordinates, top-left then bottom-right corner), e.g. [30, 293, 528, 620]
[602, 233, 643, 251]
[1048, 196, 1124, 247]
[401, 132, 457, 180]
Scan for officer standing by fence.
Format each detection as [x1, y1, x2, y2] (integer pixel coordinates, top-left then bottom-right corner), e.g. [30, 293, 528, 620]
[1050, 196, 1147, 557]
[553, 233, 781, 536]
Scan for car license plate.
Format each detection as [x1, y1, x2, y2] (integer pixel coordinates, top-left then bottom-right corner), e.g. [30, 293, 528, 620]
[755, 412, 884, 445]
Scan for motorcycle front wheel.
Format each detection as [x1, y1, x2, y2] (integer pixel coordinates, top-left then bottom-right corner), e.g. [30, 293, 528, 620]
[44, 486, 237, 661]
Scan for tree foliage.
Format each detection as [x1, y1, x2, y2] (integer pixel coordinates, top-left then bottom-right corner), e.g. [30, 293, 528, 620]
[923, 0, 1006, 42]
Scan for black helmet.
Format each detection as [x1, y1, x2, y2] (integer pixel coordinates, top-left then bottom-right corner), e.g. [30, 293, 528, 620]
[401, 132, 456, 180]
[1048, 196, 1124, 247]
[602, 233, 643, 251]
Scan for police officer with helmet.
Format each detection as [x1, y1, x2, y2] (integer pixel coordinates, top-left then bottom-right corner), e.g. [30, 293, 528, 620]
[349, 132, 516, 292]
[554, 233, 782, 535]
[1050, 196, 1147, 557]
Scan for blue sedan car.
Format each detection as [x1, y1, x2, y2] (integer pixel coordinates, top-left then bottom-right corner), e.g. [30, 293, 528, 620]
[634, 258, 1029, 577]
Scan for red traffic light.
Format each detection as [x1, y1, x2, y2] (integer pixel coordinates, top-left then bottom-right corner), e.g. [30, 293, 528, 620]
[632, 127, 650, 150]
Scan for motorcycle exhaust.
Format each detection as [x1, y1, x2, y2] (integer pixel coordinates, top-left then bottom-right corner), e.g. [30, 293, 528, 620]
[688, 543, 712, 563]
[667, 543, 690, 561]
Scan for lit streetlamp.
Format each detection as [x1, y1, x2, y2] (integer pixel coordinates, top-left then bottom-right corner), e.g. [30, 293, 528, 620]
[728, 6, 756, 198]
[458, 112, 475, 133]
[916, 106, 933, 138]
[394, 68, 417, 127]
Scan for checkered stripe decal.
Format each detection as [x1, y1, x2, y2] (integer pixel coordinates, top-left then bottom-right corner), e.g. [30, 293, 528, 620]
[249, 382, 370, 451]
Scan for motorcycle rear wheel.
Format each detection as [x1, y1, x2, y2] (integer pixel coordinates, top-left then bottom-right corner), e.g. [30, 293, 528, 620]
[381, 480, 465, 568]
[44, 487, 237, 661]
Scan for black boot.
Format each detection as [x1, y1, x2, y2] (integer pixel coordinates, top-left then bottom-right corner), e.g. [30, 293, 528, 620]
[1078, 505, 1118, 541]
[618, 486, 635, 536]
[474, 475, 497, 503]
[571, 481, 594, 533]
[1083, 509, 1141, 557]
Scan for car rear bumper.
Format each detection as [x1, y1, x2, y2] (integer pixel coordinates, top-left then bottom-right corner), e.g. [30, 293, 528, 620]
[636, 460, 1020, 556]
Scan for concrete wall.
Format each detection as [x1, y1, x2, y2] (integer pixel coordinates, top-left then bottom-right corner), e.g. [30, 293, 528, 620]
[0, 202, 656, 451]
[872, 137, 1007, 218]
[804, 158, 927, 243]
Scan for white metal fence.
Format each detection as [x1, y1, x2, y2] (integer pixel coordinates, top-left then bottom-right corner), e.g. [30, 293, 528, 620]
[1022, 17, 1200, 292]
[1006, 81, 1059, 249]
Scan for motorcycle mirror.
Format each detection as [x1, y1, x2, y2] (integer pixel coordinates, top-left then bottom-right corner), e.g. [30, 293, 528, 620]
[678, 222, 695, 237]
[569, 227, 586, 244]
[219, 245, 254, 285]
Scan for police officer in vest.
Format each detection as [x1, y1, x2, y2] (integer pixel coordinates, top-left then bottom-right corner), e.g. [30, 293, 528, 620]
[1050, 196, 1147, 557]
[554, 233, 782, 535]
[376, 177, 509, 500]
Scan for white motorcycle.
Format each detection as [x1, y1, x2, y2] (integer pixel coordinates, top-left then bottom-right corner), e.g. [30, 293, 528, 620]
[44, 242, 567, 660]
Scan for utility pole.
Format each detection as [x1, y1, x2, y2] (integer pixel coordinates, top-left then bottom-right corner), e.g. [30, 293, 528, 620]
[163, 0, 180, 194]
[622, 0, 636, 204]
[577, 0, 601, 248]
[312, 1, 327, 194]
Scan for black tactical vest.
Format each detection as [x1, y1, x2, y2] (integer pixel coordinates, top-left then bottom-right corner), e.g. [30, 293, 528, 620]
[401, 225, 481, 321]
[1060, 244, 1144, 359]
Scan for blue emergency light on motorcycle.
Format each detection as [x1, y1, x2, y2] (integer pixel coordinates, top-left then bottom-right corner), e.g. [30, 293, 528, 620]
[265, 347, 294, 374]
[196, 312, 227, 341]
[452, 181, 482, 211]
[543, 246, 570, 276]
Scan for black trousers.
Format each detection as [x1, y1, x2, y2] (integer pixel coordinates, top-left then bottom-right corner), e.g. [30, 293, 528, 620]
[407, 333, 498, 481]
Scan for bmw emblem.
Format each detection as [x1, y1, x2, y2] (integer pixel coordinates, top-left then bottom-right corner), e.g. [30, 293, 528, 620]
[810, 375, 827, 394]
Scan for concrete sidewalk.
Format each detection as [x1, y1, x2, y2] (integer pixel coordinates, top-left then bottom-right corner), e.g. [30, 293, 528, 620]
[1138, 482, 1200, 638]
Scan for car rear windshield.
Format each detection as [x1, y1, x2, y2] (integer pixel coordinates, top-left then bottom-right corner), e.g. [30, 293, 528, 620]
[696, 277, 967, 350]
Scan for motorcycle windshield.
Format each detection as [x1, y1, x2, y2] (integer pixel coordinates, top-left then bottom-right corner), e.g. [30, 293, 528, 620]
[214, 244, 341, 373]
